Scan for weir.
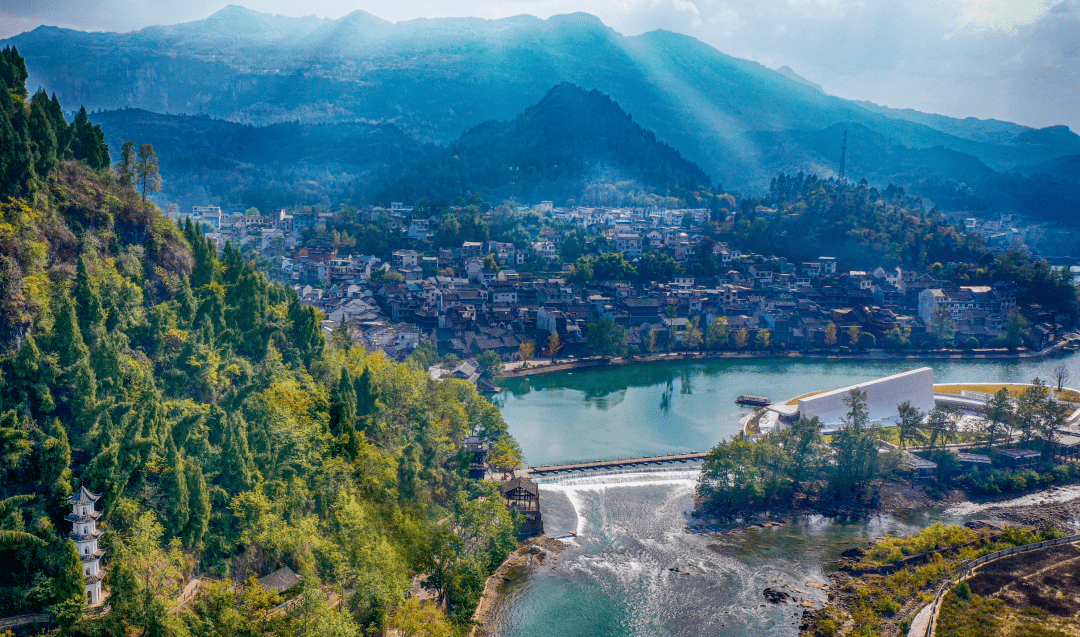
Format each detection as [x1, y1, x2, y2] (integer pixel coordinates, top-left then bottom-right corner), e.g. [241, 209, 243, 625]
[526, 451, 709, 476]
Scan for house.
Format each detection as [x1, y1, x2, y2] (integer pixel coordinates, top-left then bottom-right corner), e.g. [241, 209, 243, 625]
[996, 448, 1041, 469]
[392, 249, 419, 269]
[258, 567, 301, 594]
[463, 436, 490, 480]
[502, 477, 543, 536]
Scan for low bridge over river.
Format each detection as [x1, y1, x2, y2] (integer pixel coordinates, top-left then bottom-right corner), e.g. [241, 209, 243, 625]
[526, 451, 709, 476]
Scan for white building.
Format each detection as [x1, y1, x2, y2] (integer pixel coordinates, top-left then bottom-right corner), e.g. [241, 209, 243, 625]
[67, 486, 105, 605]
[796, 367, 935, 432]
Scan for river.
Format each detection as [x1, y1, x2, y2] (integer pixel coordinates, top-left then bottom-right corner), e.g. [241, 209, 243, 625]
[488, 352, 1080, 637]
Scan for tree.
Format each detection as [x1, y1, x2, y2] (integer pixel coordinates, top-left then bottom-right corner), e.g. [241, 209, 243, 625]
[981, 388, 1013, 448]
[161, 442, 189, 540]
[386, 596, 452, 637]
[135, 143, 161, 201]
[846, 325, 861, 346]
[543, 331, 563, 360]
[734, 328, 749, 349]
[68, 107, 110, 170]
[856, 332, 876, 351]
[184, 461, 210, 547]
[1051, 364, 1070, 392]
[705, 317, 729, 350]
[517, 341, 534, 366]
[1015, 379, 1049, 444]
[783, 417, 822, 492]
[643, 330, 657, 354]
[116, 140, 137, 193]
[755, 328, 771, 350]
[0, 495, 46, 548]
[921, 405, 958, 454]
[685, 317, 703, 350]
[929, 309, 957, 348]
[585, 317, 627, 359]
[476, 350, 503, 380]
[1003, 310, 1029, 350]
[884, 326, 911, 349]
[824, 322, 838, 346]
[896, 401, 924, 449]
[51, 539, 87, 634]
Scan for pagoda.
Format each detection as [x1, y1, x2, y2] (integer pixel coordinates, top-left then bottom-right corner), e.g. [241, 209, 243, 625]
[65, 486, 105, 605]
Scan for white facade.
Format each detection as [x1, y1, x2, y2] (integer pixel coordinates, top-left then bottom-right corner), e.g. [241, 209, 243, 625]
[66, 486, 105, 605]
[797, 367, 935, 431]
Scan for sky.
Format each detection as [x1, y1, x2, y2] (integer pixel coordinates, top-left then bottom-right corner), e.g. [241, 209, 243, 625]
[1, 0, 1077, 131]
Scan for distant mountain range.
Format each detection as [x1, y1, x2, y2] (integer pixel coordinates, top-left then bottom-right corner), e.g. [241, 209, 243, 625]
[6, 5, 1080, 219]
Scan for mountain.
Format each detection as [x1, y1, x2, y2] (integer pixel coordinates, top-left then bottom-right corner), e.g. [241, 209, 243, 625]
[90, 109, 435, 210]
[375, 83, 713, 206]
[7, 6, 1080, 197]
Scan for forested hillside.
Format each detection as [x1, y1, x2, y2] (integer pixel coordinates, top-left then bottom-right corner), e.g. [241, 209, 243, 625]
[376, 83, 714, 207]
[0, 46, 518, 636]
[91, 109, 435, 211]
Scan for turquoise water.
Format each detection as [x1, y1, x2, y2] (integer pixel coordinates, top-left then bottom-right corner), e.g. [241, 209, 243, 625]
[490, 352, 1080, 637]
[497, 354, 1080, 466]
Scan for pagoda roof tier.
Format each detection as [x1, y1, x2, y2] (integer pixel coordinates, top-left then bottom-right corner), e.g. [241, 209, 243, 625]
[69, 529, 104, 542]
[86, 570, 106, 584]
[64, 511, 102, 523]
[80, 548, 105, 563]
[66, 486, 102, 506]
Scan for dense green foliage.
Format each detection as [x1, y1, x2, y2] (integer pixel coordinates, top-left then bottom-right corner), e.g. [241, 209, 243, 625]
[0, 49, 519, 636]
[729, 172, 980, 269]
[0, 46, 109, 198]
[698, 390, 899, 515]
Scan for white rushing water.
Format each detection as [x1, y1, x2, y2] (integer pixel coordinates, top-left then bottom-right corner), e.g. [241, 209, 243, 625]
[946, 483, 1080, 515]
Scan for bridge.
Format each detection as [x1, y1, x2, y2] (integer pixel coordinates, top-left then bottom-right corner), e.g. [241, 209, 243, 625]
[527, 451, 710, 476]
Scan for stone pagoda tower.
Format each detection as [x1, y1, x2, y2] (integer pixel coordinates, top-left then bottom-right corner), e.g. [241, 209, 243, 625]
[66, 486, 105, 605]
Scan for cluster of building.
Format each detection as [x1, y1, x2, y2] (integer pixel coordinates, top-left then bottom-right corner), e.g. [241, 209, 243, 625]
[170, 204, 1068, 388]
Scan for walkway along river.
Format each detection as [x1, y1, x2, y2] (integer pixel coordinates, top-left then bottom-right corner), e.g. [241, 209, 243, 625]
[485, 352, 1080, 637]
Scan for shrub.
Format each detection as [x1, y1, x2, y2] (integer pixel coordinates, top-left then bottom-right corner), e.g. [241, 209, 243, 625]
[956, 581, 971, 600]
[875, 598, 901, 616]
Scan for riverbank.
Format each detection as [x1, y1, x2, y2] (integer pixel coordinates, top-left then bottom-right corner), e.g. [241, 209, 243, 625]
[467, 536, 567, 637]
[501, 336, 1079, 379]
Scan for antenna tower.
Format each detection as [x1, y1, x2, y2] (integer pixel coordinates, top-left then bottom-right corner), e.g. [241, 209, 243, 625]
[838, 129, 848, 185]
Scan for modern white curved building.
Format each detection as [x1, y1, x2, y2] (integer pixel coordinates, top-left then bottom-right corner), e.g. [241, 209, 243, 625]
[796, 367, 936, 432]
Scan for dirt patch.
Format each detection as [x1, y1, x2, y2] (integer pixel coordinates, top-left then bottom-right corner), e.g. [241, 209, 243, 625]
[968, 544, 1080, 618]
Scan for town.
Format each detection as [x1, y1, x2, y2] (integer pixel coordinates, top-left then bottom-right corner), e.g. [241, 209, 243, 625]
[170, 200, 1073, 388]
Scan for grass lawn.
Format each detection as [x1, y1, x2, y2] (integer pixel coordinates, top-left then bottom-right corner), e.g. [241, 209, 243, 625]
[935, 383, 1080, 403]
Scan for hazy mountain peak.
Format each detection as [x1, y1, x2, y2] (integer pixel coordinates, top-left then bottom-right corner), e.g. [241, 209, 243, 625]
[774, 66, 823, 92]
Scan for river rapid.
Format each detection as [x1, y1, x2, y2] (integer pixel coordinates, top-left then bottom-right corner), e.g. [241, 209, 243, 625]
[489, 352, 1080, 637]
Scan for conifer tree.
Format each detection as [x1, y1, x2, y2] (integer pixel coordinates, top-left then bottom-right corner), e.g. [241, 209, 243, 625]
[116, 140, 137, 192]
[185, 460, 210, 547]
[47, 93, 70, 155]
[330, 367, 360, 457]
[161, 441, 190, 539]
[175, 275, 197, 328]
[38, 420, 72, 500]
[28, 91, 59, 179]
[219, 414, 254, 492]
[68, 107, 110, 170]
[355, 366, 376, 418]
[74, 255, 105, 338]
[52, 293, 89, 369]
[11, 334, 55, 417]
[135, 143, 161, 201]
[50, 539, 87, 634]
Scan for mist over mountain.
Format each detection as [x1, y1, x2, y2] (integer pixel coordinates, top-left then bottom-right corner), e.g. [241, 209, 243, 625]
[91, 108, 433, 210]
[7, 6, 1079, 194]
[375, 83, 713, 207]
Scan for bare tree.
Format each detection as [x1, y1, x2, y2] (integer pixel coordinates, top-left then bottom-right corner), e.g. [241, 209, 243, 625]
[1051, 364, 1070, 392]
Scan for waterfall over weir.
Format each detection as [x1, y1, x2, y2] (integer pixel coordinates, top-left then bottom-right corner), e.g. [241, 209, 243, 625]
[494, 468, 955, 637]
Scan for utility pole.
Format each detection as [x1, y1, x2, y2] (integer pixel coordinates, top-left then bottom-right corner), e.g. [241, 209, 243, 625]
[839, 129, 848, 185]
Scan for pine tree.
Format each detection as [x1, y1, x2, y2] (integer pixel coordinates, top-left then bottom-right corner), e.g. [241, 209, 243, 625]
[219, 414, 254, 492]
[28, 91, 59, 179]
[50, 539, 86, 634]
[161, 441, 190, 539]
[135, 143, 161, 201]
[355, 366, 375, 418]
[74, 256, 105, 338]
[330, 367, 359, 457]
[38, 420, 72, 500]
[68, 107, 110, 170]
[52, 293, 89, 369]
[175, 275, 197, 328]
[115, 140, 137, 193]
[11, 334, 55, 417]
[185, 461, 210, 547]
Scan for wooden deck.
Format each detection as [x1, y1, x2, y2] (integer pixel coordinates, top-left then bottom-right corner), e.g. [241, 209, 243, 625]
[527, 451, 709, 475]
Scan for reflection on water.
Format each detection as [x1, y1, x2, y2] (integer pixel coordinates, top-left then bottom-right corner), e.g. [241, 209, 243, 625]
[494, 470, 973, 637]
[499, 353, 1080, 467]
